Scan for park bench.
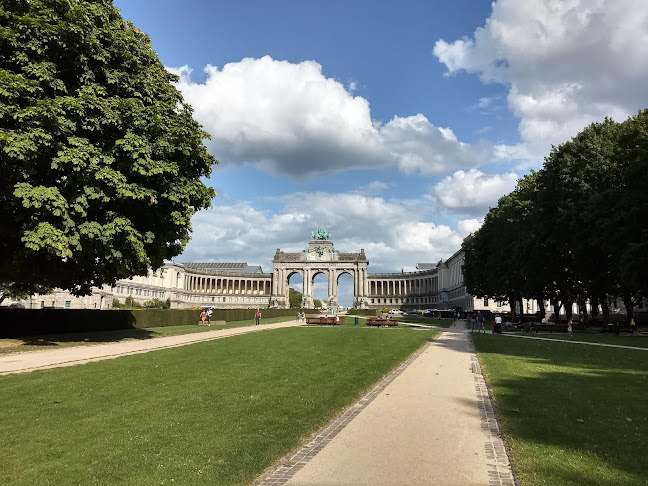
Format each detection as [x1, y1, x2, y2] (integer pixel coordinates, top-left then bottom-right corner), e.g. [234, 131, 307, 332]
[306, 316, 338, 325]
[602, 323, 636, 334]
[367, 318, 398, 327]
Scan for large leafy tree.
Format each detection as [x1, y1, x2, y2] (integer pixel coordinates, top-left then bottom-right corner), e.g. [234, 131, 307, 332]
[462, 173, 538, 318]
[465, 111, 647, 326]
[0, 0, 216, 299]
[289, 287, 303, 308]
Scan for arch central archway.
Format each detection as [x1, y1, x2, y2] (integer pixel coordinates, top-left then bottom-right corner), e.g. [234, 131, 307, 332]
[271, 239, 369, 309]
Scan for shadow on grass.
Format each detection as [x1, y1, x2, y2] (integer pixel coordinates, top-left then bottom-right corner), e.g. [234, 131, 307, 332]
[472, 333, 648, 486]
[19, 328, 159, 346]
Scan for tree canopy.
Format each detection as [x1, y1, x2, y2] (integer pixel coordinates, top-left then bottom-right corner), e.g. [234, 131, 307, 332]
[462, 110, 648, 324]
[289, 287, 303, 308]
[0, 0, 216, 298]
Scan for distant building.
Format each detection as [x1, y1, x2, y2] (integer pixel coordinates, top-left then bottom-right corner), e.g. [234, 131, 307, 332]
[6, 233, 637, 317]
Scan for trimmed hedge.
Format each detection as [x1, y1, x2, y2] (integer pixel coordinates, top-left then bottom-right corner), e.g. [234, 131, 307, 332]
[0, 308, 297, 338]
[347, 309, 378, 316]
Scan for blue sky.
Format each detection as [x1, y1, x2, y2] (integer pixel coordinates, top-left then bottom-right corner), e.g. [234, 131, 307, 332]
[114, 0, 648, 305]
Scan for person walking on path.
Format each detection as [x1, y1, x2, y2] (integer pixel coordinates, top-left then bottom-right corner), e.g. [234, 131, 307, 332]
[255, 309, 261, 326]
[200, 309, 207, 325]
[207, 308, 212, 326]
[477, 311, 485, 333]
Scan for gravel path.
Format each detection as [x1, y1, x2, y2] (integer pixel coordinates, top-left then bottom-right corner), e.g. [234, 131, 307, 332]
[254, 322, 515, 486]
[0, 321, 301, 375]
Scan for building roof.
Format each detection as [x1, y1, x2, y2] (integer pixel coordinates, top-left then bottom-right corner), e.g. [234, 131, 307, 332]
[180, 262, 264, 274]
[416, 263, 437, 270]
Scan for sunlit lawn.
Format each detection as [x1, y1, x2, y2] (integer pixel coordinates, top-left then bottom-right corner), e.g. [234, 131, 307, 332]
[0, 326, 437, 485]
[472, 333, 648, 486]
[0, 316, 295, 355]
[504, 330, 648, 349]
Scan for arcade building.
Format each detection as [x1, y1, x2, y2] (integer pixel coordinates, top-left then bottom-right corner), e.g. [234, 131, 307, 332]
[1, 230, 528, 315]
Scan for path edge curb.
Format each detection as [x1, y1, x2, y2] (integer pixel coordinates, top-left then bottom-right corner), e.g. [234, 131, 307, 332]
[468, 332, 520, 486]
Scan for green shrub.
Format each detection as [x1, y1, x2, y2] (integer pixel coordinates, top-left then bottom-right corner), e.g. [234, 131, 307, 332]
[347, 309, 378, 316]
[0, 308, 298, 338]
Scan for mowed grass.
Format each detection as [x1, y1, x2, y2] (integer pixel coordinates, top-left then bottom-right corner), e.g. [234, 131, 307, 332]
[341, 315, 454, 328]
[506, 331, 648, 349]
[0, 316, 295, 355]
[0, 326, 437, 486]
[400, 317, 454, 328]
[472, 333, 648, 486]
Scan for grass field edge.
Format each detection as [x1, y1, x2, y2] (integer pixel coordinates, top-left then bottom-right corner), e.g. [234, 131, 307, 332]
[469, 332, 521, 486]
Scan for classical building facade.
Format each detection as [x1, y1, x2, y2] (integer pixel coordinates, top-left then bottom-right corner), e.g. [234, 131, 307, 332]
[0, 230, 515, 313]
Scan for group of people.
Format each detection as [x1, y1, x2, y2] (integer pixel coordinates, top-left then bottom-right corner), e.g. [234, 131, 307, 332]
[295, 312, 306, 322]
[466, 312, 508, 333]
[467, 311, 486, 332]
[200, 308, 263, 326]
[200, 308, 213, 325]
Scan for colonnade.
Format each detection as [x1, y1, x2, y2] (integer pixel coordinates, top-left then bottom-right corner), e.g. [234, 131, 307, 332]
[185, 275, 271, 295]
[367, 275, 437, 297]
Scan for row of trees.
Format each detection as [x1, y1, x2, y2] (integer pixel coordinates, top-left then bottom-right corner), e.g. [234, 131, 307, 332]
[112, 297, 171, 309]
[462, 110, 648, 326]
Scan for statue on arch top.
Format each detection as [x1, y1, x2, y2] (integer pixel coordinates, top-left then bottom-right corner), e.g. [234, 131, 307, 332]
[311, 227, 331, 240]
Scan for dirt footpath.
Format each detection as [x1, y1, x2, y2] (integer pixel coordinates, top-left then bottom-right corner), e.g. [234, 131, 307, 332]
[256, 322, 515, 486]
[0, 321, 301, 375]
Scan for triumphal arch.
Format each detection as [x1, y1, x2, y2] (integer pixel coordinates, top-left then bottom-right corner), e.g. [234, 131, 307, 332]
[270, 228, 370, 309]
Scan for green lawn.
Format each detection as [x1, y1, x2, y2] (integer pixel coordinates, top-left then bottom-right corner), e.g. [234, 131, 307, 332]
[472, 333, 648, 486]
[400, 316, 454, 328]
[504, 331, 648, 349]
[339, 314, 453, 328]
[0, 326, 437, 485]
[0, 316, 295, 355]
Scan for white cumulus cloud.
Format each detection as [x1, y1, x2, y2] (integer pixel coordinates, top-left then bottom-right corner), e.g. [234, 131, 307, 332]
[458, 218, 484, 237]
[432, 169, 518, 211]
[169, 56, 491, 180]
[180, 192, 464, 272]
[434, 0, 648, 165]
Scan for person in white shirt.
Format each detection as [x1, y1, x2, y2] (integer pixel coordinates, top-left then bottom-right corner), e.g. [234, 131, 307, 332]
[494, 314, 503, 334]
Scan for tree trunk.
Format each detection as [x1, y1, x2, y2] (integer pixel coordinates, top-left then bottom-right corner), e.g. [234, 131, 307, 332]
[623, 292, 636, 327]
[508, 295, 517, 320]
[577, 296, 589, 327]
[552, 299, 561, 323]
[564, 301, 573, 327]
[518, 297, 525, 316]
[601, 298, 611, 326]
[590, 295, 599, 324]
[536, 296, 546, 318]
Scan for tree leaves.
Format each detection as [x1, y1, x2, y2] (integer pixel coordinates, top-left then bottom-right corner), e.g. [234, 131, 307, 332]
[463, 110, 648, 312]
[1, 0, 216, 296]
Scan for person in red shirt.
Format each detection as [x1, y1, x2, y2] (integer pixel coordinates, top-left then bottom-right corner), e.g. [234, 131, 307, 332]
[255, 309, 261, 326]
